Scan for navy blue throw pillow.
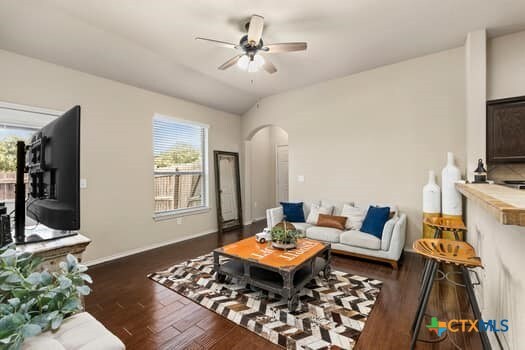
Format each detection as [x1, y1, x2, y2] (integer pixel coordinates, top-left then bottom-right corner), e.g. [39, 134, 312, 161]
[280, 202, 305, 223]
[361, 206, 390, 239]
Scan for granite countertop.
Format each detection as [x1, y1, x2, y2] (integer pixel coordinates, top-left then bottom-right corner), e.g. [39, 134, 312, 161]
[456, 183, 525, 226]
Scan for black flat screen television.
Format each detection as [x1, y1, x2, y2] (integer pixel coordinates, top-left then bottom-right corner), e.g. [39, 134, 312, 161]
[14, 105, 81, 244]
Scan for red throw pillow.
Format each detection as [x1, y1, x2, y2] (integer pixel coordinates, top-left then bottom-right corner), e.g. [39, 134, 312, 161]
[317, 214, 347, 230]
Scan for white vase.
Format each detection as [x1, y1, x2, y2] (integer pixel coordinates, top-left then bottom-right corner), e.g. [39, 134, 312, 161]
[423, 170, 440, 213]
[441, 152, 462, 216]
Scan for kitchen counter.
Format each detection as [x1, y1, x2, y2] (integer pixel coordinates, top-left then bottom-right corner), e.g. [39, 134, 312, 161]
[456, 183, 525, 226]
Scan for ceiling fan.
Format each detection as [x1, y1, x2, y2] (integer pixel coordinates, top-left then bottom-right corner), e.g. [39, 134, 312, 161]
[196, 15, 307, 74]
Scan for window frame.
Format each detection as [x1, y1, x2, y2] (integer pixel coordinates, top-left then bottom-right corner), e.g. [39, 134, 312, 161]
[152, 113, 210, 221]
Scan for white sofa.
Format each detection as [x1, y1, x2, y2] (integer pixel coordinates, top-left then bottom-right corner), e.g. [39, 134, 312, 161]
[266, 200, 407, 269]
[22, 312, 125, 350]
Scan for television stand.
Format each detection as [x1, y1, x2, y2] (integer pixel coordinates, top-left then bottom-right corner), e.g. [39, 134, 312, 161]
[15, 225, 78, 245]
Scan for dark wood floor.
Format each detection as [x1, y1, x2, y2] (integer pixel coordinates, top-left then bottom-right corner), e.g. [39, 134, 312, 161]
[85, 221, 482, 349]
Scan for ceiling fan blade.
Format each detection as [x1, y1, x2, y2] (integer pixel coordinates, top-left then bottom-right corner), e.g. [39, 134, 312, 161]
[262, 58, 277, 74]
[247, 15, 264, 45]
[195, 37, 239, 49]
[218, 55, 243, 70]
[263, 42, 307, 53]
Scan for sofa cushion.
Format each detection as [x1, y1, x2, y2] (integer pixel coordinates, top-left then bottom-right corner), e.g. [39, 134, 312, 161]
[361, 206, 390, 239]
[340, 204, 365, 230]
[306, 204, 333, 224]
[23, 338, 65, 350]
[280, 202, 305, 222]
[321, 200, 353, 216]
[340, 230, 381, 250]
[290, 222, 312, 232]
[306, 226, 342, 243]
[317, 214, 347, 230]
[22, 312, 124, 350]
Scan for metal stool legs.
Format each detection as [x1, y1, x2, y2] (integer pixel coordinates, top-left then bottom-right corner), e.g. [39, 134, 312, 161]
[411, 261, 492, 350]
[410, 259, 438, 348]
[461, 266, 491, 350]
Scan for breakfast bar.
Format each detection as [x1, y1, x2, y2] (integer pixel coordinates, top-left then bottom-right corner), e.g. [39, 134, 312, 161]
[456, 183, 525, 226]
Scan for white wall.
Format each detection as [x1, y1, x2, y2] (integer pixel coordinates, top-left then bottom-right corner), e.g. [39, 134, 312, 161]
[249, 126, 288, 220]
[463, 29, 525, 348]
[0, 49, 241, 263]
[242, 47, 466, 249]
[466, 201, 525, 348]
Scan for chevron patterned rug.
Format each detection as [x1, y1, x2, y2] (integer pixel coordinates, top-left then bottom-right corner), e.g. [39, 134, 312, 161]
[148, 253, 382, 349]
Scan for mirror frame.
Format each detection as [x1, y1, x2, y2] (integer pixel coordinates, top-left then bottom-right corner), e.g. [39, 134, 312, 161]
[214, 151, 243, 233]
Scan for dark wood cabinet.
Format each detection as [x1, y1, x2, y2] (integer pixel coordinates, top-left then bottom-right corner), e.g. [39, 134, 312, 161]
[487, 96, 525, 163]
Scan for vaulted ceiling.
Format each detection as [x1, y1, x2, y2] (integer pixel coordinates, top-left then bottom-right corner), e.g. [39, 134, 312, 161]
[1, 0, 525, 114]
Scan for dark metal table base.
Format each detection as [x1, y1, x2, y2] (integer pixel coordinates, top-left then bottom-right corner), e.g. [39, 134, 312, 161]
[213, 245, 331, 311]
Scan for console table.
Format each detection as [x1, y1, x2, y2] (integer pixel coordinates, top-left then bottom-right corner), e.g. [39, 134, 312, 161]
[16, 233, 91, 272]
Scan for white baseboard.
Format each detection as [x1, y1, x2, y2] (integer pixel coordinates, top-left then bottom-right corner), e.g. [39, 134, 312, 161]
[84, 229, 216, 267]
[243, 216, 266, 226]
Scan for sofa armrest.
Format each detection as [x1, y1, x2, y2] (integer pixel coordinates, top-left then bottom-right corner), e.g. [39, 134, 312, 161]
[384, 214, 407, 260]
[381, 217, 398, 251]
[266, 206, 283, 229]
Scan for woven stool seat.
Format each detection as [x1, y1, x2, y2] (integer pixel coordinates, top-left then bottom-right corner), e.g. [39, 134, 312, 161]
[413, 239, 482, 268]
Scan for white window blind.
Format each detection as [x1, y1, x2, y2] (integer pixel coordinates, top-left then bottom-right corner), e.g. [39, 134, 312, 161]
[152, 115, 208, 218]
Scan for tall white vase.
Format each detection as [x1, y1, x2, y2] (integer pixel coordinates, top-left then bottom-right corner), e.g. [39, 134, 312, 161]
[441, 152, 462, 216]
[423, 170, 441, 213]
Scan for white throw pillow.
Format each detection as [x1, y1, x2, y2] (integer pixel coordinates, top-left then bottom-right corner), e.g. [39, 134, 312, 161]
[341, 204, 365, 230]
[306, 204, 333, 225]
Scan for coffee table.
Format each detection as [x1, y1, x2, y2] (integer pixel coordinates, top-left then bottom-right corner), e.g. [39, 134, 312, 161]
[213, 237, 331, 311]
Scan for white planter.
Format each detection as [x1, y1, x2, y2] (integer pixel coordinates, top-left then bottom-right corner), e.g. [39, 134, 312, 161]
[272, 241, 297, 250]
[441, 152, 462, 216]
[423, 170, 441, 214]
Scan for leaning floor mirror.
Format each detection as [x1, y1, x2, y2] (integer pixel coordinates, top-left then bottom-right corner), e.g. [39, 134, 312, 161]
[214, 151, 243, 233]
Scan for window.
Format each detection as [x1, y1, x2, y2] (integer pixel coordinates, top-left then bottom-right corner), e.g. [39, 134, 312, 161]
[153, 114, 209, 219]
[0, 102, 60, 221]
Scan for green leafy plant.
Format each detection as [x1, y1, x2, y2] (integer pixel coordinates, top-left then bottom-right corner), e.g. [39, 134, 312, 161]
[0, 244, 92, 349]
[271, 222, 304, 245]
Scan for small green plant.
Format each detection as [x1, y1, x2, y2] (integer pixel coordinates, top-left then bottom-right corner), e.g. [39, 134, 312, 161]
[0, 244, 92, 349]
[271, 222, 303, 245]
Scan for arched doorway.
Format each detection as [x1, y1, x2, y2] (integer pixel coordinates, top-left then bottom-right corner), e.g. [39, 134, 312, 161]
[244, 125, 288, 224]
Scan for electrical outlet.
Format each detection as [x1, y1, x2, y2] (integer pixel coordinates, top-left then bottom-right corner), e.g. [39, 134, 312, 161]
[80, 178, 87, 189]
[176, 217, 182, 225]
[297, 175, 305, 182]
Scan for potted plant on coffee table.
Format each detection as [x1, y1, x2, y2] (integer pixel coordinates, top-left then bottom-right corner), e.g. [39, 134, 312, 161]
[271, 222, 303, 250]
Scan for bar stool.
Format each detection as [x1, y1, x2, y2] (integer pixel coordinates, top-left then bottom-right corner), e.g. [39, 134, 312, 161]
[423, 216, 466, 240]
[421, 216, 467, 284]
[410, 239, 491, 350]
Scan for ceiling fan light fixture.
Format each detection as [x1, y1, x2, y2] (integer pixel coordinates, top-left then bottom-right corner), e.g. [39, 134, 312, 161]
[237, 55, 250, 70]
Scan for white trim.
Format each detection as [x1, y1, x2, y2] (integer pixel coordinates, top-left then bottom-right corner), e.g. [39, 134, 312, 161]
[252, 216, 266, 222]
[153, 113, 210, 129]
[84, 228, 216, 267]
[153, 207, 210, 221]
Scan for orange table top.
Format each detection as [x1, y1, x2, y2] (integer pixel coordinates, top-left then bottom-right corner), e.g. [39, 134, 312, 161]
[215, 237, 328, 269]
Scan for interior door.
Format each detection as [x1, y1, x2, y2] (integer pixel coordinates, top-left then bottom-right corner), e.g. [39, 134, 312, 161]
[276, 145, 289, 204]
